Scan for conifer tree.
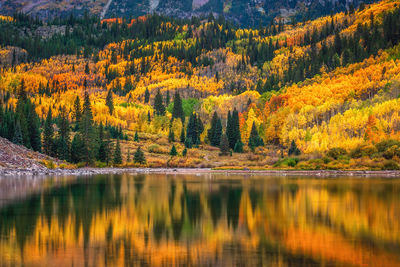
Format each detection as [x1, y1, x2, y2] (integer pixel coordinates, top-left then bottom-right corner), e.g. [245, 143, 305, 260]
[248, 122, 264, 152]
[288, 140, 301, 156]
[165, 90, 170, 106]
[172, 91, 184, 122]
[113, 139, 122, 164]
[27, 101, 41, 152]
[43, 108, 54, 156]
[106, 89, 114, 115]
[80, 91, 95, 165]
[13, 120, 23, 145]
[56, 106, 70, 161]
[73, 95, 81, 124]
[220, 134, 230, 156]
[134, 131, 139, 142]
[134, 146, 146, 164]
[144, 88, 150, 103]
[182, 147, 187, 156]
[234, 140, 244, 153]
[180, 127, 185, 143]
[71, 134, 84, 163]
[170, 145, 178, 156]
[168, 126, 175, 142]
[208, 111, 222, 147]
[154, 90, 165, 115]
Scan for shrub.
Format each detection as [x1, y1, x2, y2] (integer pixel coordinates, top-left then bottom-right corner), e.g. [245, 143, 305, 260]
[350, 144, 377, 158]
[327, 147, 347, 159]
[274, 157, 299, 168]
[376, 139, 400, 153]
[383, 145, 400, 159]
[382, 160, 400, 170]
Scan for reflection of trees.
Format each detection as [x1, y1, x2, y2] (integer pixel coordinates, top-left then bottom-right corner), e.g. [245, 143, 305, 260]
[0, 175, 400, 267]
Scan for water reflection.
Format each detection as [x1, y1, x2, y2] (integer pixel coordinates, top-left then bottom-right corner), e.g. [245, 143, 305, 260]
[0, 174, 400, 266]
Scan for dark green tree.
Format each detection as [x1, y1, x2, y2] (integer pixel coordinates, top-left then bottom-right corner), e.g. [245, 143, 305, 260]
[153, 90, 165, 115]
[106, 89, 114, 115]
[43, 108, 54, 156]
[170, 145, 178, 156]
[134, 131, 139, 142]
[134, 146, 146, 164]
[208, 111, 222, 147]
[70, 134, 84, 163]
[56, 106, 70, 161]
[172, 91, 184, 122]
[73, 95, 81, 124]
[168, 126, 175, 142]
[113, 139, 122, 164]
[144, 88, 150, 104]
[12, 120, 23, 145]
[288, 140, 301, 156]
[80, 91, 95, 165]
[248, 122, 264, 152]
[219, 134, 230, 156]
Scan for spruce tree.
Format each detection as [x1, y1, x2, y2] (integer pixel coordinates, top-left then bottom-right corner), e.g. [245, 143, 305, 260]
[182, 147, 187, 156]
[134, 146, 146, 164]
[113, 139, 122, 164]
[208, 111, 222, 147]
[71, 134, 84, 163]
[248, 122, 264, 152]
[56, 106, 70, 161]
[219, 134, 230, 156]
[288, 140, 301, 156]
[13, 120, 23, 145]
[43, 108, 54, 156]
[144, 88, 150, 103]
[232, 109, 241, 149]
[134, 131, 139, 142]
[168, 126, 175, 142]
[170, 145, 178, 156]
[80, 91, 95, 165]
[73, 95, 81, 124]
[27, 100, 41, 152]
[106, 89, 114, 115]
[165, 90, 170, 106]
[180, 127, 185, 143]
[154, 90, 165, 115]
[172, 91, 184, 122]
[234, 140, 244, 153]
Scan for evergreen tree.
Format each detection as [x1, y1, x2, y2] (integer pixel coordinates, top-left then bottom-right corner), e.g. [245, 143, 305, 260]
[168, 126, 175, 142]
[288, 140, 301, 156]
[180, 127, 185, 143]
[56, 106, 70, 161]
[12, 120, 23, 145]
[113, 139, 122, 164]
[208, 111, 222, 147]
[231, 109, 241, 149]
[234, 140, 244, 153]
[144, 88, 150, 103]
[27, 101, 41, 152]
[184, 137, 193, 148]
[219, 134, 230, 156]
[73, 95, 81, 124]
[172, 91, 184, 122]
[154, 90, 165, 115]
[248, 122, 264, 151]
[70, 134, 84, 163]
[106, 89, 114, 115]
[43, 108, 54, 156]
[134, 131, 139, 142]
[80, 91, 95, 165]
[134, 146, 146, 164]
[182, 147, 187, 156]
[84, 62, 90, 74]
[170, 145, 178, 156]
[165, 90, 170, 106]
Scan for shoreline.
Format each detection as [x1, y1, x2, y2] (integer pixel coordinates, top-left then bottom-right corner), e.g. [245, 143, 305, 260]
[1, 167, 400, 177]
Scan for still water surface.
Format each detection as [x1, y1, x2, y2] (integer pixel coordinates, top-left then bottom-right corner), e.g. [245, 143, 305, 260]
[0, 173, 400, 267]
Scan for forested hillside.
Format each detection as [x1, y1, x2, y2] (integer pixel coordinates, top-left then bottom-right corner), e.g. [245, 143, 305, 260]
[1, 0, 400, 170]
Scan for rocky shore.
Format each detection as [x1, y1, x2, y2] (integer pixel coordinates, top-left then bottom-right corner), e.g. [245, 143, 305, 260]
[1, 167, 400, 178]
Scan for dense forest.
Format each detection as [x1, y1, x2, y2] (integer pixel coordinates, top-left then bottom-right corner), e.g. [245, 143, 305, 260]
[1, 0, 400, 170]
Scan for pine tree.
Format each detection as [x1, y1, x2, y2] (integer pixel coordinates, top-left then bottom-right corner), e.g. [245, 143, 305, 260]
[106, 89, 114, 115]
[180, 127, 185, 143]
[234, 140, 244, 153]
[170, 145, 178, 156]
[219, 134, 230, 156]
[182, 147, 187, 156]
[232, 109, 241, 149]
[288, 140, 301, 156]
[73, 95, 81, 124]
[144, 88, 150, 103]
[168, 126, 175, 142]
[248, 122, 264, 152]
[172, 91, 184, 122]
[80, 91, 95, 165]
[71, 134, 84, 163]
[165, 90, 170, 106]
[43, 108, 54, 156]
[134, 146, 146, 164]
[208, 111, 222, 147]
[113, 139, 122, 165]
[27, 100, 41, 152]
[85, 62, 90, 74]
[134, 131, 139, 142]
[56, 106, 70, 161]
[154, 90, 165, 115]
[13, 120, 23, 145]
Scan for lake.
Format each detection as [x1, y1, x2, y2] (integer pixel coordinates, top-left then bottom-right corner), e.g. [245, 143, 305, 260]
[0, 173, 400, 266]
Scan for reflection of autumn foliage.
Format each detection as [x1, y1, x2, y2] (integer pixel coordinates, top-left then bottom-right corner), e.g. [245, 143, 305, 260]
[1, 175, 400, 267]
